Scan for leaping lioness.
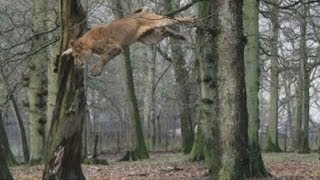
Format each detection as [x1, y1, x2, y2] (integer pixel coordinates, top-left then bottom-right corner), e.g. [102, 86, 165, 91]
[62, 8, 195, 76]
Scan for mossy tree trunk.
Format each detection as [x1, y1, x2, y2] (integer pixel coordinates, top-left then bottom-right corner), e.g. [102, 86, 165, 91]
[110, 0, 149, 160]
[266, 0, 281, 152]
[190, 118, 205, 161]
[294, 4, 310, 153]
[0, 113, 13, 179]
[164, 0, 194, 154]
[213, 0, 250, 178]
[29, 0, 48, 164]
[42, 0, 87, 179]
[243, 0, 268, 177]
[0, 111, 18, 166]
[46, 0, 60, 139]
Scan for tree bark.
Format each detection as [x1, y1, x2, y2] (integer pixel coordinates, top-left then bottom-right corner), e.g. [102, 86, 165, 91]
[214, 0, 249, 178]
[243, 0, 268, 177]
[10, 97, 30, 163]
[0, 69, 30, 163]
[143, 48, 157, 150]
[266, 0, 281, 152]
[0, 111, 18, 166]
[294, 4, 310, 153]
[190, 1, 215, 162]
[29, 0, 48, 164]
[0, 113, 13, 179]
[192, 1, 222, 177]
[164, 0, 194, 154]
[110, 0, 149, 160]
[46, 0, 60, 139]
[42, 0, 87, 179]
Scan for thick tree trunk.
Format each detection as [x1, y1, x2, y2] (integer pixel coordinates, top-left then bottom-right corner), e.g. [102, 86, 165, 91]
[266, 1, 281, 152]
[110, 0, 149, 160]
[0, 113, 13, 179]
[243, 0, 268, 177]
[42, 0, 87, 179]
[193, 1, 222, 177]
[294, 4, 310, 153]
[164, 0, 194, 154]
[214, 0, 249, 178]
[0, 112, 18, 166]
[190, 1, 215, 162]
[29, 0, 47, 164]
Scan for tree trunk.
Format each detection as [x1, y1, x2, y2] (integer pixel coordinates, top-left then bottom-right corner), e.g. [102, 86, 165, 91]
[0, 70, 30, 163]
[29, 0, 48, 164]
[46, 0, 59, 139]
[283, 71, 294, 150]
[0, 114, 13, 180]
[243, 0, 268, 177]
[190, 119, 205, 161]
[110, 0, 149, 160]
[82, 63, 89, 159]
[214, 0, 249, 178]
[157, 112, 162, 145]
[190, 1, 215, 162]
[266, 1, 281, 152]
[294, 4, 310, 153]
[143, 48, 157, 150]
[194, 1, 221, 177]
[0, 111, 18, 166]
[42, 0, 87, 179]
[10, 97, 30, 163]
[164, 0, 194, 154]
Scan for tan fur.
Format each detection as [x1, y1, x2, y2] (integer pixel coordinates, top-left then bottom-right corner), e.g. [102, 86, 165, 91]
[62, 10, 195, 76]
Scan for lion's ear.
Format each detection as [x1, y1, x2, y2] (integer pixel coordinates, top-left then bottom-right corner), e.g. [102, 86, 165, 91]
[133, 7, 147, 14]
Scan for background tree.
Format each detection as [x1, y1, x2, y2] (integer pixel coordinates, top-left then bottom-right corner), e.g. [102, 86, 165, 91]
[42, 0, 87, 179]
[190, 0, 215, 162]
[266, 0, 281, 152]
[293, 3, 310, 153]
[110, 0, 149, 160]
[243, 0, 268, 176]
[46, 0, 60, 137]
[0, 113, 13, 179]
[28, 0, 48, 164]
[164, 0, 195, 154]
[0, 111, 18, 166]
[143, 48, 157, 150]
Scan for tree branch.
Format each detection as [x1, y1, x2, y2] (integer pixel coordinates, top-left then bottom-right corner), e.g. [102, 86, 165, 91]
[164, 0, 208, 17]
[261, 0, 319, 9]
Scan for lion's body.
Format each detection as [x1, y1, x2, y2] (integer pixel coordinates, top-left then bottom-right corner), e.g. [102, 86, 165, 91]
[62, 10, 194, 76]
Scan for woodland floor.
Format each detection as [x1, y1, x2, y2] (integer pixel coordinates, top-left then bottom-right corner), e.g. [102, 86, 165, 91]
[11, 152, 320, 180]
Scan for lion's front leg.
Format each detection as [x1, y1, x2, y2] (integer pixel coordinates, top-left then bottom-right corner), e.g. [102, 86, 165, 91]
[90, 46, 121, 77]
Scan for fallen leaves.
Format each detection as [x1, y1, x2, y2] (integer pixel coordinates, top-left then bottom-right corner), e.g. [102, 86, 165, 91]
[10, 152, 320, 180]
[263, 153, 320, 179]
